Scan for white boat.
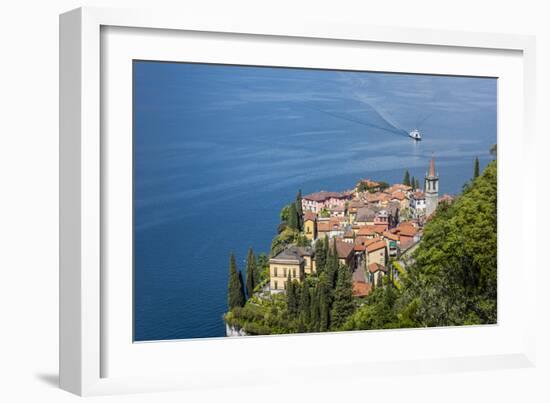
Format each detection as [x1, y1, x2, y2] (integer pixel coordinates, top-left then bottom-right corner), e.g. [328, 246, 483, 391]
[409, 128, 422, 141]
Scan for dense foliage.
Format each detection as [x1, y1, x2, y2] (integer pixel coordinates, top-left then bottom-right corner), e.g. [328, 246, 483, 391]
[344, 160, 497, 329]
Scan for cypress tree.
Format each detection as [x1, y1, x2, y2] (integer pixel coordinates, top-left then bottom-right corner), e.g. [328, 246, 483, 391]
[327, 240, 339, 288]
[286, 273, 298, 316]
[310, 287, 320, 332]
[227, 253, 245, 309]
[315, 237, 326, 274]
[324, 235, 331, 266]
[410, 175, 416, 190]
[403, 170, 410, 186]
[474, 156, 480, 178]
[300, 282, 311, 326]
[287, 203, 299, 230]
[238, 270, 246, 304]
[319, 284, 330, 332]
[330, 266, 355, 329]
[245, 248, 256, 298]
[295, 190, 304, 231]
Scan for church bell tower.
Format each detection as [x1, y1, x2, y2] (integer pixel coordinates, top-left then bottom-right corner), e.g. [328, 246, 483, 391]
[425, 157, 439, 216]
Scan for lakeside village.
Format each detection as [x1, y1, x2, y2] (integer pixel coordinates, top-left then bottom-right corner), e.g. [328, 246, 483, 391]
[224, 157, 463, 336]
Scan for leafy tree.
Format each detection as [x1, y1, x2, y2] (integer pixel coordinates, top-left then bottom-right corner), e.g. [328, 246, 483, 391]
[256, 253, 269, 282]
[245, 248, 256, 298]
[280, 205, 291, 223]
[404, 160, 497, 326]
[270, 227, 299, 256]
[330, 265, 355, 329]
[378, 181, 389, 191]
[287, 203, 299, 230]
[319, 207, 330, 218]
[342, 283, 399, 330]
[357, 182, 368, 193]
[227, 253, 245, 309]
[403, 170, 410, 186]
[277, 222, 288, 234]
[295, 233, 311, 247]
[474, 156, 480, 178]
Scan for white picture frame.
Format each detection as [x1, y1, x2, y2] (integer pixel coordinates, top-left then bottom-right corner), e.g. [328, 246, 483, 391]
[60, 6, 537, 396]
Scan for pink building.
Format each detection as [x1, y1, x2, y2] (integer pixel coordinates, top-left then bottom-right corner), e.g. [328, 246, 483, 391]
[302, 191, 352, 213]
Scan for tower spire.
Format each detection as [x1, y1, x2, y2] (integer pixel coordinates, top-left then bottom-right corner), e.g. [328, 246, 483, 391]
[425, 156, 439, 217]
[429, 157, 436, 177]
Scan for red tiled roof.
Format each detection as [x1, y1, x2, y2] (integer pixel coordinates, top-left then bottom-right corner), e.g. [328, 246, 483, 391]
[368, 262, 387, 273]
[366, 239, 387, 253]
[317, 217, 344, 232]
[385, 185, 410, 196]
[357, 225, 377, 236]
[396, 222, 417, 237]
[397, 226, 416, 237]
[358, 179, 380, 187]
[379, 193, 391, 202]
[355, 236, 379, 247]
[303, 211, 317, 222]
[382, 231, 399, 241]
[330, 239, 354, 259]
[439, 194, 454, 203]
[366, 193, 382, 203]
[303, 191, 350, 202]
[390, 191, 406, 201]
[352, 281, 372, 297]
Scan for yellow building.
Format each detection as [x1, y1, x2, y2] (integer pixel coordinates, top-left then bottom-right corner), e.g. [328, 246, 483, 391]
[303, 211, 317, 241]
[365, 239, 387, 267]
[269, 246, 314, 292]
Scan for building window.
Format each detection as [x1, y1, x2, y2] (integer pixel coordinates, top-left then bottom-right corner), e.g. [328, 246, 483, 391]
[274, 267, 277, 277]
[274, 281, 278, 290]
[293, 269, 296, 278]
[283, 268, 287, 277]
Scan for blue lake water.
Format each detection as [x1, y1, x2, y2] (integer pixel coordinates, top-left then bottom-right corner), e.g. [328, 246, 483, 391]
[133, 62, 497, 341]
